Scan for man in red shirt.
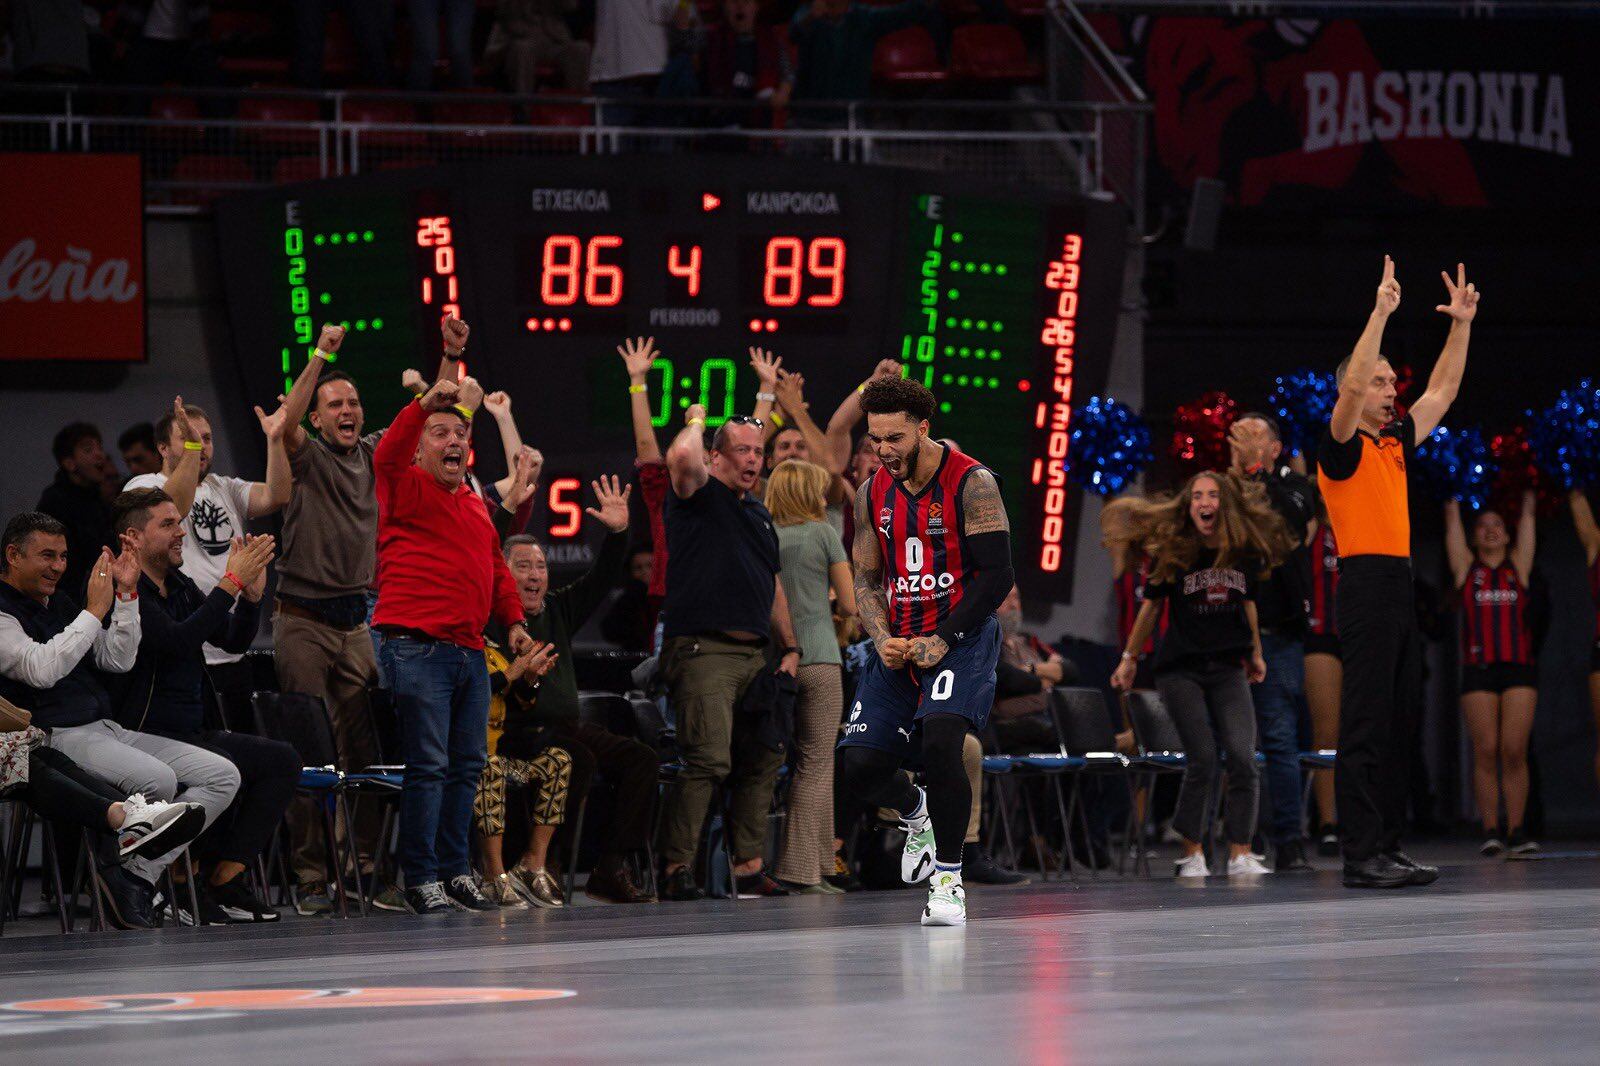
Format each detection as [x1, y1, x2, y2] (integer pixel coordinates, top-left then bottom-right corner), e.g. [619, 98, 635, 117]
[373, 321, 533, 915]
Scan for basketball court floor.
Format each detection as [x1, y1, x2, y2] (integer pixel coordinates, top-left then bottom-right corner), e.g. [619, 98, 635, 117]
[2, 847, 1598, 1063]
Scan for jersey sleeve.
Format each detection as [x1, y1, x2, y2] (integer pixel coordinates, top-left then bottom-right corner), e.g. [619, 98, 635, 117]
[1317, 428, 1362, 481]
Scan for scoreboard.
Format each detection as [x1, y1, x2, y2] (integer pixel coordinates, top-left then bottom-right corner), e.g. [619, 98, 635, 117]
[214, 156, 1125, 601]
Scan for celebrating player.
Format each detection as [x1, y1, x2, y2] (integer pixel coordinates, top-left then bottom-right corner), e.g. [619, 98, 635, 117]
[838, 377, 1014, 927]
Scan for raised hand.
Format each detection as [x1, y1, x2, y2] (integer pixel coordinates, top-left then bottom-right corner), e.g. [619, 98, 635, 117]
[254, 403, 290, 442]
[749, 347, 782, 391]
[401, 368, 427, 396]
[503, 447, 540, 511]
[456, 376, 484, 411]
[482, 391, 512, 419]
[618, 337, 660, 382]
[317, 323, 346, 356]
[1228, 420, 1269, 473]
[442, 314, 470, 355]
[84, 548, 115, 619]
[1374, 254, 1401, 318]
[775, 369, 809, 416]
[110, 531, 140, 595]
[1435, 262, 1480, 324]
[871, 358, 904, 382]
[172, 396, 200, 444]
[686, 402, 707, 426]
[224, 534, 276, 593]
[420, 377, 461, 412]
[585, 474, 633, 533]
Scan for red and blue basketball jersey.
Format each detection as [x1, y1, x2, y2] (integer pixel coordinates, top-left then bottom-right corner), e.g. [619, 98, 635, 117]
[1461, 560, 1532, 666]
[870, 447, 988, 639]
[1115, 553, 1168, 654]
[1309, 524, 1340, 637]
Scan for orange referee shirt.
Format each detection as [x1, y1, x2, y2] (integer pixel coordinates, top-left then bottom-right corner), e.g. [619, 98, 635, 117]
[1316, 413, 1414, 559]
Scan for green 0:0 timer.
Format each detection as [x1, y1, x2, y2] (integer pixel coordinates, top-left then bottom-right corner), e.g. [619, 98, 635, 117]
[642, 356, 740, 428]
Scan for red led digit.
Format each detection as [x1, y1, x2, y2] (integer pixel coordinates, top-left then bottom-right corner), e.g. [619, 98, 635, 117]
[763, 237, 803, 308]
[668, 244, 703, 297]
[421, 277, 433, 304]
[806, 238, 846, 307]
[548, 478, 582, 537]
[584, 235, 625, 307]
[540, 235, 582, 307]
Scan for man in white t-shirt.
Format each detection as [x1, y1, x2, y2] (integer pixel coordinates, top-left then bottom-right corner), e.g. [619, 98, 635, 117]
[125, 398, 291, 666]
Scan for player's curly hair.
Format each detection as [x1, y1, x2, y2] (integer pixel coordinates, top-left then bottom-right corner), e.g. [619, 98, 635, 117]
[1104, 471, 1294, 582]
[860, 376, 936, 424]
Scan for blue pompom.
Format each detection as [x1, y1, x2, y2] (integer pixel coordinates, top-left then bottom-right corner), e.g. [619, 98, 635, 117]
[1065, 396, 1153, 497]
[1413, 425, 1491, 509]
[1528, 378, 1600, 491]
[1268, 369, 1338, 456]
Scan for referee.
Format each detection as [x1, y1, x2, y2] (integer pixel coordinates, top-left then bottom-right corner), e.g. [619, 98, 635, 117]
[1317, 256, 1480, 889]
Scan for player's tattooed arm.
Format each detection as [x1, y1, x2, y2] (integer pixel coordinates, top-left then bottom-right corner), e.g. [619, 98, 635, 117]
[852, 481, 893, 649]
[907, 634, 947, 669]
[962, 468, 1010, 536]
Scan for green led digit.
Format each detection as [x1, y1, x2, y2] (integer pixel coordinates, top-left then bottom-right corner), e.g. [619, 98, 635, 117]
[291, 289, 309, 314]
[700, 357, 737, 426]
[650, 358, 674, 428]
[288, 258, 306, 286]
[285, 228, 303, 256]
[295, 316, 313, 343]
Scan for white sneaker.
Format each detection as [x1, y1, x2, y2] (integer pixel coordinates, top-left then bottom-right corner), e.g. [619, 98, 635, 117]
[921, 869, 966, 926]
[1174, 852, 1210, 879]
[901, 787, 935, 884]
[117, 794, 206, 859]
[1227, 852, 1271, 877]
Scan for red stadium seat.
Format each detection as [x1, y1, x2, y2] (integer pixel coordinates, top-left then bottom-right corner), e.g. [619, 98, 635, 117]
[872, 27, 949, 88]
[527, 101, 593, 128]
[343, 96, 431, 148]
[236, 95, 323, 147]
[950, 24, 1041, 82]
[272, 155, 329, 185]
[148, 95, 205, 147]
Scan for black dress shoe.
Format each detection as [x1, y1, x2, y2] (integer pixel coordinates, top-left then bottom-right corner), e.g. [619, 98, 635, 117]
[1342, 854, 1412, 889]
[734, 872, 790, 898]
[1274, 840, 1314, 873]
[961, 843, 1031, 885]
[660, 867, 704, 902]
[1384, 850, 1439, 886]
[95, 866, 158, 929]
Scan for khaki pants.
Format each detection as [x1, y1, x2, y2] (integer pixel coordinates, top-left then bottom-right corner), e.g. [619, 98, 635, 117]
[658, 635, 783, 866]
[273, 607, 382, 887]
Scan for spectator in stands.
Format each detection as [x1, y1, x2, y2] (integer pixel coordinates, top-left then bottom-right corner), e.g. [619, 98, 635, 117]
[126, 397, 292, 678]
[372, 319, 534, 915]
[118, 422, 163, 479]
[291, 0, 396, 88]
[269, 325, 387, 915]
[789, 0, 937, 106]
[658, 401, 802, 900]
[406, 0, 476, 89]
[600, 548, 657, 653]
[36, 422, 118, 603]
[484, 0, 592, 92]
[0, 511, 241, 929]
[618, 338, 672, 642]
[496, 489, 660, 905]
[114, 0, 222, 90]
[765, 459, 853, 893]
[590, 0, 689, 119]
[700, 0, 794, 128]
[771, 369, 856, 537]
[823, 358, 905, 544]
[110, 487, 298, 924]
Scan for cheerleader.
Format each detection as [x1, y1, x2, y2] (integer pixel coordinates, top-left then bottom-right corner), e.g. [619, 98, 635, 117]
[1305, 513, 1342, 856]
[1569, 491, 1600, 790]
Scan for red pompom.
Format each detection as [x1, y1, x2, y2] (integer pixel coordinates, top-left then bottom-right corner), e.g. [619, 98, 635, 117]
[1169, 390, 1237, 477]
[1488, 425, 1558, 517]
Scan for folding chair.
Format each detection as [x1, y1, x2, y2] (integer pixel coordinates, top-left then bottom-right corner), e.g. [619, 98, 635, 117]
[1123, 689, 1190, 878]
[1048, 687, 1138, 879]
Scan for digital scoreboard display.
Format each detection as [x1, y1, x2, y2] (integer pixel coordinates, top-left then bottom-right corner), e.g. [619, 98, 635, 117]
[215, 157, 1124, 601]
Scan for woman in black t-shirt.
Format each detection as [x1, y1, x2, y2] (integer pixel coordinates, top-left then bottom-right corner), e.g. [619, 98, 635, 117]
[1111, 471, 1293, 880]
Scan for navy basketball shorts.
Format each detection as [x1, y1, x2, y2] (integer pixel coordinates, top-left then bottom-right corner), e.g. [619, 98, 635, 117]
[839, 615, 1001, 758]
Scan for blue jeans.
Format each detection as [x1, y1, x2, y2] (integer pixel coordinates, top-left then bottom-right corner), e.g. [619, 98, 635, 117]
[382, 638, 490, 885]
[1251, 632, 1305, 845]
[405, 0, 474, 89]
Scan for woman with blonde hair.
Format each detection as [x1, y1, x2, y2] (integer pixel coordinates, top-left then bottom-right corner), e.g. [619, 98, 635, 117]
[765, 459, 857, 893]
[1111, 471, 1294, 879]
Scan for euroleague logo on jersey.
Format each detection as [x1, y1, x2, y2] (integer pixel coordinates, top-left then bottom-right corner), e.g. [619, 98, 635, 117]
[925, 501, 947, 536]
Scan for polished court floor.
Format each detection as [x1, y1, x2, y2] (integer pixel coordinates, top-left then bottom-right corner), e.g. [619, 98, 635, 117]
[3, 847, 1598, 1064]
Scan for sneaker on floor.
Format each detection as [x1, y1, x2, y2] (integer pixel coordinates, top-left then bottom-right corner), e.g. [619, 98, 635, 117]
[734, 871, 790, 898]
[95, 866, 159, 930]
[117, 795, 206, 860]
[371, 884, 410, 913]
[961, 843, 1030, 886]
[294, 883, 335, 916]
[1227, 852, 1271, 877]
[210, 873, 281, 922]
[445, 874, 497, 912]
[164, 882, 229, 926]
[511, 865, 565, 908]
[403, 881, 455, 915]
[1174, 852, 1210, 879]
[1505, 830, 1540, 858]
[1316, 824, 1341, 857]
[920, 869, 966, 927]
[901, 789, 936, 884]
[1480, 835, 1505, 857]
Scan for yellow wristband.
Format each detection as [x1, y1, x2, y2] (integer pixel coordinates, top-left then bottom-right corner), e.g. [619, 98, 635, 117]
[857, 384, 866, 394]
[313, 348, 334, 363]
[183, 441, 203, 451]
[628, 383, 647, 394]
[452, 404, 474, 421]
[687, 418, 706, 427]
[770, 412, 785, 427]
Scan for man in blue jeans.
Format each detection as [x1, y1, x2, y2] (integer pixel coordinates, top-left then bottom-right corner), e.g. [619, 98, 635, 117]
[372, 316, 534, 914]
[1230, 413, 1318, 872]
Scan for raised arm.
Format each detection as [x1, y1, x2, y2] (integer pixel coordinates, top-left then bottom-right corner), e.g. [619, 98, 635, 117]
[481, 390, 525, 484]
[749, 347, 781, 433]
[436, 314, 469, 385]
[1409, 263, 1481, 440]
[1511, 490, 1536, 586]
[280, 323, 345, 455]
[559, 475, 634, 627]
[907, 467, 1013, 670]
[1572, 490, 1600, 567]
[1444, 499, 1473, 589]
[619, 336, 664, 462]
[773, 370, 833, 473]
[375, 379, 457, 482]
[1331, 255, 1401, 444]
[826, 358, 901, 472]
[666, 402, 711, 498]
[249, 403, 294, 517]
[164, 397, 204, 520]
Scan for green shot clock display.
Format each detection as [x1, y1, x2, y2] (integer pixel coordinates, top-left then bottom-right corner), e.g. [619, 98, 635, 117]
[215, 157, 1125, 600]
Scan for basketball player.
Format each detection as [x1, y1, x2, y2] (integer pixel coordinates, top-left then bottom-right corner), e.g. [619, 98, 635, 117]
[838, 377, 1013, 926]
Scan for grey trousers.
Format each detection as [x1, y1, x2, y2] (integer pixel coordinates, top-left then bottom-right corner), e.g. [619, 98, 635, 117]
[1156, 659, 1259, 847]
[47, 719, 241, 884]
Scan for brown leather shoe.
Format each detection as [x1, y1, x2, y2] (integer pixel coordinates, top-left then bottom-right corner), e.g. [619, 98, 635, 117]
[585, 856, 657, 904]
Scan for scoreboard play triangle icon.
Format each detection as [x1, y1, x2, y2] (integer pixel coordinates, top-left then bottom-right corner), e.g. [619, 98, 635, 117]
[701, 192, 722, 212]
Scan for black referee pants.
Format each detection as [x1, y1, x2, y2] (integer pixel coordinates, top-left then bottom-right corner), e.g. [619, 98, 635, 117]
[1335, 556, 1423, 862]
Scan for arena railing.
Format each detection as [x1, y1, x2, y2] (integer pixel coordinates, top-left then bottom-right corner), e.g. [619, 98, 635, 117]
[0, 84, 1150, 217]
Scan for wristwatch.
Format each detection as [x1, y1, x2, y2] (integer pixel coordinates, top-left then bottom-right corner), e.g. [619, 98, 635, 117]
[781, 646, 802, 658]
